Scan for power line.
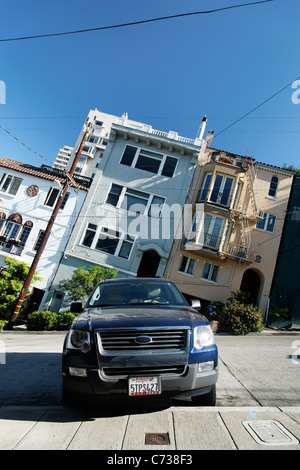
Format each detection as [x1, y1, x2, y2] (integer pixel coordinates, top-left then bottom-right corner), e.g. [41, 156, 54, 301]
[0, 124, 52, 164]
[0, 1, 274, 43]
[214, 74, 300, 138]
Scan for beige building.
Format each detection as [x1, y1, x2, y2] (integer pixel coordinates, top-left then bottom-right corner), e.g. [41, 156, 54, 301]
[164, 135, 294, 317]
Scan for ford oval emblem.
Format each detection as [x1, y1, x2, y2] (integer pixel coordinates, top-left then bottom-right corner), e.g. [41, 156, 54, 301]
[135, 335, 152, 345]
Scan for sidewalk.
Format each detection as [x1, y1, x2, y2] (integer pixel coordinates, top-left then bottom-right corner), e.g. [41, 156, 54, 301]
[0, 404, 300, 450]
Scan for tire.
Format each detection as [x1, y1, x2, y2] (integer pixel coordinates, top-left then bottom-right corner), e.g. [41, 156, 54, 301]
[62, 385, 77, 406]
[192, 384, 216, 406]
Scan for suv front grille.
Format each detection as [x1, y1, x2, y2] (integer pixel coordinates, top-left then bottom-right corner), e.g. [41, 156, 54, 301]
[100, 364, 187, 379]
[96, 327, 190, 355]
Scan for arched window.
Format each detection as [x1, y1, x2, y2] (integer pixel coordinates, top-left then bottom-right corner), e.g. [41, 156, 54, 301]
[19, 221, 33, 245]
[268, 176, 278, 198]
[3, 214, 22, 240]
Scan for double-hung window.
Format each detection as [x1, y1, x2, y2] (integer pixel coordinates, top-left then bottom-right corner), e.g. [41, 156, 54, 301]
[95, 228, 134, 259]
[82, 223, 97, 247]
[198, 173, 234, 207]
[105, 184, 165, 218]
[121, 189, 150, 214]
[202, 262, 219, 282]
[44, 188, 69, 209]
[256, 212, 276, 233]
[105, 184, 123, 207]
[0, 174, 23, 195]
[44, 187, 59, 207]
[179, 256, 196, 275]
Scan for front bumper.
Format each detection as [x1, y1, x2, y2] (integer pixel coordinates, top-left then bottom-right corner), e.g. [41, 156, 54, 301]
[62, 362, 218, 401]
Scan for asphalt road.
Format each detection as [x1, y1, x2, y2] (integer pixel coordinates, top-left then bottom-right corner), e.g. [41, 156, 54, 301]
[0, 330, 299, 408]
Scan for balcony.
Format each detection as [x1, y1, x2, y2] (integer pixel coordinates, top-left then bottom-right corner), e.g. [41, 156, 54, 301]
[0, 238, 24, 256]
[184, 237, 255, 264]
[111, 123, 202, 148]
[221, 244, 255, 264]
[184, 234, 224, 260]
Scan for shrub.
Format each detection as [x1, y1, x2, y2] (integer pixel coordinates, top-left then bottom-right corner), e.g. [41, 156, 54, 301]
[27, 310, 76, 331]
[0, 320, 7, 331]
[27, 311, 58, 331]
[218, 299, 264, 335]
[55, 312, 76, 330]
[203, 301, 226, 322]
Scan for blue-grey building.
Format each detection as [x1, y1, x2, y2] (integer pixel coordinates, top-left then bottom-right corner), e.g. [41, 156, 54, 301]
[45, 109, 208, 311]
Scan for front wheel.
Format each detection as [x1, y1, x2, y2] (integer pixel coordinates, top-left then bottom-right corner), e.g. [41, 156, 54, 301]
[192, 384, 216, 406]
[62, 385, 78, 406]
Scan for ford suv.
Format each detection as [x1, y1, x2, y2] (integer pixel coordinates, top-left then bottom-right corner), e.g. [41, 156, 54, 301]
[62, 278, 218, 406]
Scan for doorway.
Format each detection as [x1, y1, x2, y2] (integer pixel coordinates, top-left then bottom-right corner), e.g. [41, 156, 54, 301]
[240, 269, 261, 306]
[137, 250, 161, 277]
[24, 287, 45, 318]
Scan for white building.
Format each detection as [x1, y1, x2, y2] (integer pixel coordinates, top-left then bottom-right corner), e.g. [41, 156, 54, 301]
[0, 158, 91, 312]
[53, 145, 73, 171]
[45, 109, 207, 311]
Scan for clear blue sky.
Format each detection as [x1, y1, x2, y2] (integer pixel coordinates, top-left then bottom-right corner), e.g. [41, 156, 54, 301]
[0, 0, 299, 170]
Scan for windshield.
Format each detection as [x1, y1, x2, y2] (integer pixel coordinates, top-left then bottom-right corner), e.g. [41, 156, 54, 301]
[87, 280, 188, 308]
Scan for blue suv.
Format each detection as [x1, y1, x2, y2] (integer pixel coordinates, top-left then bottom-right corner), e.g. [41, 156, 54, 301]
[62, 278, 218, 406]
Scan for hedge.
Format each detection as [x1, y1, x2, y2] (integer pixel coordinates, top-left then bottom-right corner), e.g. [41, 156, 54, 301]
[27, 311, 76, 331]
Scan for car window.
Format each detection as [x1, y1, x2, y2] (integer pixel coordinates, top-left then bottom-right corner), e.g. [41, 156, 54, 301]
[87, 281, 187, 308]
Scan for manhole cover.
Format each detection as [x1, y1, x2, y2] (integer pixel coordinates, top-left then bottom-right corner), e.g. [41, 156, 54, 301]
[145, 433, 170, 445]
[242, 420, 299, 446]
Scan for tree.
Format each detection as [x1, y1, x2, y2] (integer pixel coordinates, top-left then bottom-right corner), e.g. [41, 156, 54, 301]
[281, 163, 300, 176]
[0, 257, 41, 321]
[59, 265, 117, 302]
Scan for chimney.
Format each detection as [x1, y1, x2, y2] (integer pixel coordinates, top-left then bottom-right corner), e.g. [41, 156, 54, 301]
[206, 130, 214, 148]
[196, 116, 207, 140]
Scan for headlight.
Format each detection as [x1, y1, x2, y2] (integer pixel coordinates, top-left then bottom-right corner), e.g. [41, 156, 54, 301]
[194, 325, 215, 350]
[67, 330, 91, 353]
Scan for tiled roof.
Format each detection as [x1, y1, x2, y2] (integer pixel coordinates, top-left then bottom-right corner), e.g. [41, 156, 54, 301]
[0, 158, 92, 190]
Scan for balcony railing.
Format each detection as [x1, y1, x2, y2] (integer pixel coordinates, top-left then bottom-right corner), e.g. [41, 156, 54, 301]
[0, 238, 24, 256]
[221, 244, 254, 263]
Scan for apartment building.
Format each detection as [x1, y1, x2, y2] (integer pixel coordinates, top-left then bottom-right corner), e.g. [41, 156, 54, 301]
[269, 176, 300, 326]
[0, 158, 91, 312]
[44, 109, 207, 311]
[164, 143, 294, 316]
[53, 145, 73, 171]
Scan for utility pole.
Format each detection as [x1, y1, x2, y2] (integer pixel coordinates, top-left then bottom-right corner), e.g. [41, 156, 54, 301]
[8, 118, 93, 327]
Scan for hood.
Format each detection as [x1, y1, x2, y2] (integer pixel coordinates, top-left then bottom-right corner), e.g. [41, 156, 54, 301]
[73, 305, 208, 330]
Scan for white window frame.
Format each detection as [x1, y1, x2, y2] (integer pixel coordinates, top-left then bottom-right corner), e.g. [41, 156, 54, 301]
[256, 212, 277, 233]
[178, 256, 196, 276]
[202, 262, 219, 283]
[120, 145, 178, 178]
[105, 184, 165, 218]
[94, 227, 135, 259]
[0, 174, 23, 196]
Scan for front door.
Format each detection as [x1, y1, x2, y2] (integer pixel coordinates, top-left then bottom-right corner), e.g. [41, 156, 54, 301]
[137, 251, 161, 277]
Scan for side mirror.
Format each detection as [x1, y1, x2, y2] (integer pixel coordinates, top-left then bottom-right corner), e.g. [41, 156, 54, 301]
[189, 298, 201, 310]
[70, 301, 83, 313]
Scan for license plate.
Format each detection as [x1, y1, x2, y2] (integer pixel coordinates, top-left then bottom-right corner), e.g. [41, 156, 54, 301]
[128, 377, 161, 396]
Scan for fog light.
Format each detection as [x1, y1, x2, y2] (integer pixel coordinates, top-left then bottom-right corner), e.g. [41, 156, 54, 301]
[69, 367, 87, 377]
[197, 361, 214, 373]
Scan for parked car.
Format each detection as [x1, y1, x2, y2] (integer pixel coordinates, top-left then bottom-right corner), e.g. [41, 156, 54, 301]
[62, 277, 218, 406]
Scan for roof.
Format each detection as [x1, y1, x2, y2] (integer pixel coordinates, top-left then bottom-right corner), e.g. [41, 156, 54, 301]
[0, 158, 92, 190]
